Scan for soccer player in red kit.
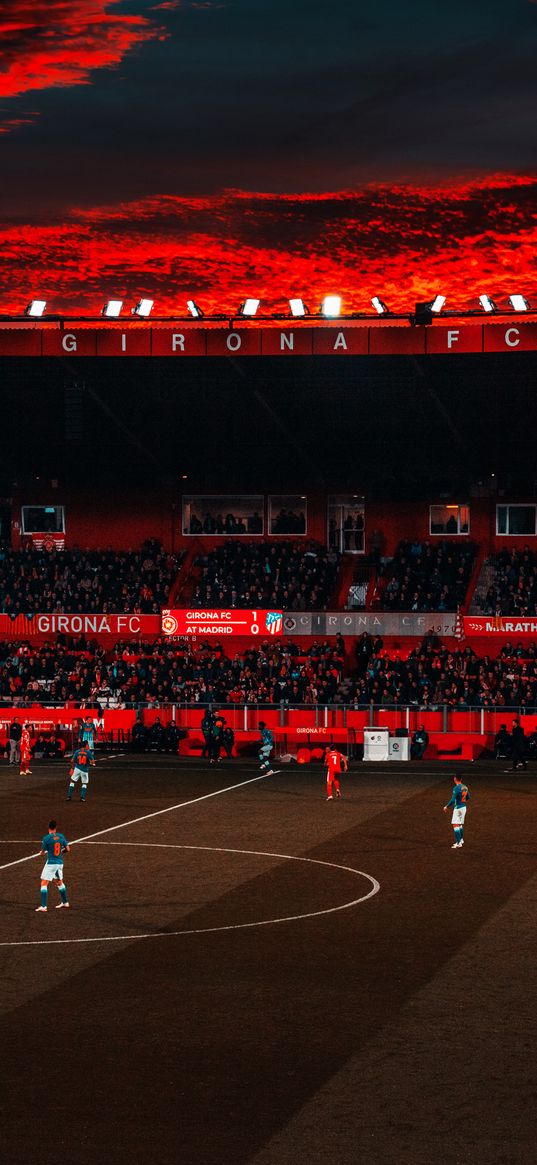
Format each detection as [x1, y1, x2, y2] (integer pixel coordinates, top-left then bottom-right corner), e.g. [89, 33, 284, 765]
[20, 723, 32, 775]
[325, 745, 347, 800]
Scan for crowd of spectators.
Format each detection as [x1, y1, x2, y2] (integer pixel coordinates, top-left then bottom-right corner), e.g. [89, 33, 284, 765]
[0, 637, 346, 708]
[0, 541, 181, 615]
[377, 540, 475, 611]
[191, 540, 339, 611]
[479, 548, 537, 616]
[346, 633, 537, 709]
[4, 632, 537, 711]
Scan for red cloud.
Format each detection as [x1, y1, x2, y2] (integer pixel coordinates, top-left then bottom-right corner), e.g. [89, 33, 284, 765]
[0, 1, 164, 101]
[0, 175, 535, 316]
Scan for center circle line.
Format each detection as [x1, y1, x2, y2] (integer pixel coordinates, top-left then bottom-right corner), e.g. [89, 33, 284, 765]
[0, 841, 380, 948]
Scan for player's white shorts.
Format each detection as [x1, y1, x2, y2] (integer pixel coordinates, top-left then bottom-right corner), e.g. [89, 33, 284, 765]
[41, 862, 64, 882]
[451, 806, 467, 826]
[259, 745, 272, 761]
[71, 766, 89, 786]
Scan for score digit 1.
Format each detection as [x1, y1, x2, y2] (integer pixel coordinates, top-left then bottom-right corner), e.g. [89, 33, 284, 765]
[251, 610, 259, 635]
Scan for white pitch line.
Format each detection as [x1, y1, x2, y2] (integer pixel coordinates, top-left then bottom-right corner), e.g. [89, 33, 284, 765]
[0, 843, 380, 948]
[0, 772, 272, 873]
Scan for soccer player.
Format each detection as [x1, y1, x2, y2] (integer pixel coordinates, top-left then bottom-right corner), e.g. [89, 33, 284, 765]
[258, 722, 275, 775]
[443, 775, 470, 848]
[325, 745, 347, 800]
[67, 744, 91, 802]
[36, 819, 70, 912]
[19, 723, 32, 775]
[79, 716, 97, 764]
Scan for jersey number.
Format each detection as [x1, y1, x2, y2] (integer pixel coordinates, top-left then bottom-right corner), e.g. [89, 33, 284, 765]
[79, 751, 87, 765]
[53, 841, 61, 857]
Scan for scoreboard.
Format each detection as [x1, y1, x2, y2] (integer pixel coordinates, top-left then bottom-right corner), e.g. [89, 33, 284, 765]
[161, 609, 283, 637]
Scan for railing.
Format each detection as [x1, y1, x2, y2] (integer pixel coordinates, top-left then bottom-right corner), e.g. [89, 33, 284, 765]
[2, 701, 532, 761]
[2, 698, 535, 733]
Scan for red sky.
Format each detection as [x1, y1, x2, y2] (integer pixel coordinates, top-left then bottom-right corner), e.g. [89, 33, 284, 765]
[0, 1, 536, 315]
[0, 176, 535, 316]
[0, 1, 163, 102]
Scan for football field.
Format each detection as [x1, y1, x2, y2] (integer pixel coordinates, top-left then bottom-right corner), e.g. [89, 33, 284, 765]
[1, 755, 536, 1164]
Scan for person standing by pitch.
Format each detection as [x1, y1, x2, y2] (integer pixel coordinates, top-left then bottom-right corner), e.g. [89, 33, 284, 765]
[443, 775, 470, 849]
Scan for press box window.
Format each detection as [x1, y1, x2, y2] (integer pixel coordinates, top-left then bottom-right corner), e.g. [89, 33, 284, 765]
[496, 505, 537, 536]
[429, 505, 469, 535]
[21, 506, 65, 534]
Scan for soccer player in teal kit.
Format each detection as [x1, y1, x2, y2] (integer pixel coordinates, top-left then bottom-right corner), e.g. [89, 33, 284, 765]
[443, 775, 470, 848]
[79, 716, 97, 763]
[36, 820, 70, 911]
[67, 744, 91, 801]
[258, 722, 275, 775]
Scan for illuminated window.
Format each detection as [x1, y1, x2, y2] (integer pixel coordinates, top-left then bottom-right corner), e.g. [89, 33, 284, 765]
[429, 505, 469, 536]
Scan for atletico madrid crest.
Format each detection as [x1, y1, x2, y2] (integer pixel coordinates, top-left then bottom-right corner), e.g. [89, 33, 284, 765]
[265, 611, 283, 634]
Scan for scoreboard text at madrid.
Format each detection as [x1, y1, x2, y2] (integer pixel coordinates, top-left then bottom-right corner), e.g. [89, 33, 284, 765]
[161, 609, 283, 637]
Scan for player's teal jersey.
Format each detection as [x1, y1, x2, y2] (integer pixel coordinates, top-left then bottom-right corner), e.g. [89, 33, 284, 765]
[72, 746, 91, 772]
[260, 727, 273, 747]
[80, 723, 96, 748]
[447, 782, 470, 808]
[41, 832, 68, 865]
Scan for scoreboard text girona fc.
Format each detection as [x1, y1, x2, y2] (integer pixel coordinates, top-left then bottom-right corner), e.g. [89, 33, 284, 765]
[161, 609, 283, 637]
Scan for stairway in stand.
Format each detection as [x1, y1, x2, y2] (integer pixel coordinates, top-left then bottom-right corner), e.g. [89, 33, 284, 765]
[166, 538, 205, 607]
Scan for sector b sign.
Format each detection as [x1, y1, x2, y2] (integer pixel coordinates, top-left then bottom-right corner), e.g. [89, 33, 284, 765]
[161, 609, 283, 637]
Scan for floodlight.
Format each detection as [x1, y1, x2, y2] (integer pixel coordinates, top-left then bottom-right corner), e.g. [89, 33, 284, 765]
[239, 298, 260, 317]
[289, 298, 308, 317]
[479, 295, 497, 313]
[322, 295, 342, 318]
[371, 297, 389, 315]
[509, 294, 530, 311]
[430, 295, 446, 313]
[102, 300, 123, 318]
[25, 300, 47, 317]
[132, 299, 154, 317]
[187, 300, 204, 318]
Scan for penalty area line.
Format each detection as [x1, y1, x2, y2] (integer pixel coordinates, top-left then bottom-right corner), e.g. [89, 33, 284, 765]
[0, 772, 272, 873]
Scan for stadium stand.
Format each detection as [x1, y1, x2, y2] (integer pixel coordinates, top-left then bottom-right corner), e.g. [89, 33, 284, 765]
[346, 637, 537, 709]
[190, 539, 339, 611]
[473, 547, 537, 615]
[0, 542, 182, 615]
[374, 540, 476, 611]
[2, 634, 537, 711]
[0, 637, 344, 708]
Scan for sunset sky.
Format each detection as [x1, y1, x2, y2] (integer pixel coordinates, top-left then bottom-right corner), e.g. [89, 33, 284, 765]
[1, 0, 536, 315]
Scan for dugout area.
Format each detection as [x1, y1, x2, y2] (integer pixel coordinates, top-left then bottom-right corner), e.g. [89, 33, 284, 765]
[1, 756, 537, 1164]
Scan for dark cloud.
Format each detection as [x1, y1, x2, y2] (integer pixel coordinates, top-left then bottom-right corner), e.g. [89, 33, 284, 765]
[1, 0, 536, 217]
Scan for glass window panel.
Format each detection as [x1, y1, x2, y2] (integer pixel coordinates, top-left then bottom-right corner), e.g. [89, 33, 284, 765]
[269, 496, 307, 535]
[327, 496, 365, 554]
[429, 504, 469, 535]
[496, 505, 536, 535]
[182, 495, 264, 536]
[21, 506, 65, 534]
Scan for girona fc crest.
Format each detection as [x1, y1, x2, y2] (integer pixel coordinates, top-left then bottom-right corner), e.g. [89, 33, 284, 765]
[162, 612, 179, 635]
[265, 611, 283, 634]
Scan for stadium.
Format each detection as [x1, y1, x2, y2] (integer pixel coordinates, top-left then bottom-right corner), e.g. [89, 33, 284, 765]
[1, 3, 537, 1164]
